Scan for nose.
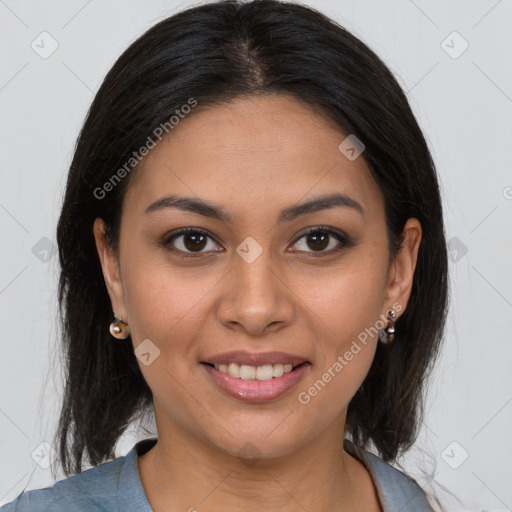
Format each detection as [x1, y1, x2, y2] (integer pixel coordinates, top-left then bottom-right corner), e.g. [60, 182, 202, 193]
[216, 247, 295, 337]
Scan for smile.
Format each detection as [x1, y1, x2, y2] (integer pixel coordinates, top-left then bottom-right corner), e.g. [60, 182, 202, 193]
[211, 362, 296, 380]
[201, 361, 310, 402]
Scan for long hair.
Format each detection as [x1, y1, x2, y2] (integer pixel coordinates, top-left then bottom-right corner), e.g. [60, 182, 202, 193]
[55, 0, 448, 476]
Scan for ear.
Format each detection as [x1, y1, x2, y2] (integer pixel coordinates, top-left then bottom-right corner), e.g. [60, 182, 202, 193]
[93, 217, 128, 322]
[384, 218, 422, 317]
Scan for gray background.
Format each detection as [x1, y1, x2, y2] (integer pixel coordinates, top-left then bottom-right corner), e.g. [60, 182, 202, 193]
[0, 0, 511, 510]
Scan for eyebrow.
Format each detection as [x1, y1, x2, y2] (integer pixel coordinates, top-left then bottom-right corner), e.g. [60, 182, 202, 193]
[144, 192, 365, 222]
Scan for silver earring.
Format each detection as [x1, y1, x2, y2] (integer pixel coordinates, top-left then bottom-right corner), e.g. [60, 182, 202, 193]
[109, 312, 130, 340]
[379, 309, 396, 344]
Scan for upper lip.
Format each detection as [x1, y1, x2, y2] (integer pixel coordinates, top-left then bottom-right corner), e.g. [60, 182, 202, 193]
[202, 350, 309, 367]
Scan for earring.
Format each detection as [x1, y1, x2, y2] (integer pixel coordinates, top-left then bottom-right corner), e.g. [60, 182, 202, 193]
[109, 312, 130, 339]
[379, 309, 396, 344]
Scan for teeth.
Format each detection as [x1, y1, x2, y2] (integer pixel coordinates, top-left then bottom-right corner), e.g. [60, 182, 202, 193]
[213, 362, 295, 380]
[227, 363, 240, 378]
[240, 365, 256, 380]
[272, 364, 284, 378]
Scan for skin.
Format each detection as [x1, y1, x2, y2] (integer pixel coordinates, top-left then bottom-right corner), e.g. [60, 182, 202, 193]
[94, 94, 421, 512]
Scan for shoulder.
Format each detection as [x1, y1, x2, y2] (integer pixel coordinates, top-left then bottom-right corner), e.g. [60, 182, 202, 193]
[344, 440, 434, 512]
[0, 453, 127, 512]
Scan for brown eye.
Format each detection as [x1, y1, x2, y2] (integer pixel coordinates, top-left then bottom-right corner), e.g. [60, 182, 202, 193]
[290, 227, 351, 255]
[305, 231, 330, 251]
[164, 228, 222, 256]
[182, 232, 208, 251]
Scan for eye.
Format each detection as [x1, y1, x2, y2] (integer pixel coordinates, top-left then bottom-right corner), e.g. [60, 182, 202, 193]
[289, 226, 351, 255]
[163, 228, 223, 257]
[162, 225, 352, 258]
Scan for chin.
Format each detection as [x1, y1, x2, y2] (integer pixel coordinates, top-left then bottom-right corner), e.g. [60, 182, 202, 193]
[200, 423, 309, 463]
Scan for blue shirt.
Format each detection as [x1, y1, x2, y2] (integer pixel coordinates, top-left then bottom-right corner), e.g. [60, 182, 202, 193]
[1, 438, 433, 511]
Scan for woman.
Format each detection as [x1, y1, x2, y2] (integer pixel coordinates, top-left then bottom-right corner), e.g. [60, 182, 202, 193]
[1, 0, 448, 510]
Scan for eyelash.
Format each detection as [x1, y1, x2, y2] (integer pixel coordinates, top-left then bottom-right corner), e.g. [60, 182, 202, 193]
[161, 226, 352, 259]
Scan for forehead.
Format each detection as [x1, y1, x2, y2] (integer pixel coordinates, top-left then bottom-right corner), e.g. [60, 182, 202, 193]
[123, 94, 383, 222]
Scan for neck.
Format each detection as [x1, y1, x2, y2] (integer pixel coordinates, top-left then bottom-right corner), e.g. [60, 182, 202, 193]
[137, 415, 381, 512]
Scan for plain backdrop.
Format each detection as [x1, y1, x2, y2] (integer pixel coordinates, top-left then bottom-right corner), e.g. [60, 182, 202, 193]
[0, 0, 511, 510]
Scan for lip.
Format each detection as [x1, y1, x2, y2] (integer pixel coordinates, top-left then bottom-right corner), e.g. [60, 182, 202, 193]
[201, 350, 309, 367]
[201, 361, 311, 402]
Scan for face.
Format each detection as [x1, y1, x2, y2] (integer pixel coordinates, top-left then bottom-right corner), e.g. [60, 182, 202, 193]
[94, 94, 420, 461]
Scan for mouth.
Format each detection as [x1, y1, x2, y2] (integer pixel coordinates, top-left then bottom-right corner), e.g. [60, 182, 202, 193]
[200, 357, 311, 402]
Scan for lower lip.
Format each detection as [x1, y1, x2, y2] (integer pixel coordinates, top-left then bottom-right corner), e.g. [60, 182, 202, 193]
[201, 362, 310, 402]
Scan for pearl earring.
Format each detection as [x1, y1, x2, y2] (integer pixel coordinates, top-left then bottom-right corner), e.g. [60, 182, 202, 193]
[109, 312, 130, 340]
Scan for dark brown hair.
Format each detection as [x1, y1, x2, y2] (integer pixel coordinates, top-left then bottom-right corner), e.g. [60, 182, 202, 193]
[55, 0, 448, 479]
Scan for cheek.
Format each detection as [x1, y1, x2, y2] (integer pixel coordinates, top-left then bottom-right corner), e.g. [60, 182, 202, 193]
[121, 251, 216, 349]
[302, 253, 387, 346]
[294, 255, 387, 410]
[119, 256, 212, 417]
